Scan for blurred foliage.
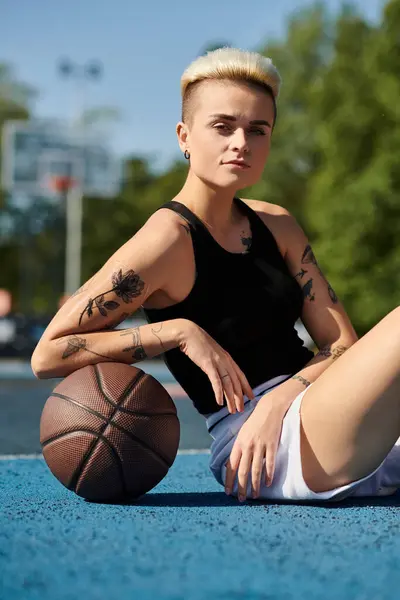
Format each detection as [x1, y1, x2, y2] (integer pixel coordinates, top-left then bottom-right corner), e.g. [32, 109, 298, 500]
[0, 1, 399, 335]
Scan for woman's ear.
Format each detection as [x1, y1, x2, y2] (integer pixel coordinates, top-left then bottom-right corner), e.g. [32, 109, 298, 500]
[176, 122, 189, 153]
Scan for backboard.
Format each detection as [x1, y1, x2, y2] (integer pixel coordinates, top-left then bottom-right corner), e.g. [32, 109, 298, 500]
[1, 119, 122, 198]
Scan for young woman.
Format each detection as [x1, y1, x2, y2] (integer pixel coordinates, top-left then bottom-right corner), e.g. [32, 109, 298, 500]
[32, 48, 400, 504]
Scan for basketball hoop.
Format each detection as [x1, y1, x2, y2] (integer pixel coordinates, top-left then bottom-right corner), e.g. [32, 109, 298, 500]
[48, 175, 77, 194]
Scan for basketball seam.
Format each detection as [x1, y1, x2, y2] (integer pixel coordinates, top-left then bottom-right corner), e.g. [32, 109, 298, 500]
[45, 392, 177, 466]
[51, 391, 176, 418]
[94, 364, 146, 410]
[64, 430, 128, 498]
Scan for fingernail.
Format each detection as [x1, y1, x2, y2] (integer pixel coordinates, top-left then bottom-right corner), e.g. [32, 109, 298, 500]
[239, 494, 245, 503]
[225, 488, 231, 496]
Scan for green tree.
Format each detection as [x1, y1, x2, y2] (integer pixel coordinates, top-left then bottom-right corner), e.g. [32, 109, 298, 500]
[305, 1, 400, 334]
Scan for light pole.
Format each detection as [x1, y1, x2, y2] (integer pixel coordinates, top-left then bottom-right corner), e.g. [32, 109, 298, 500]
[57, 58, 103, 296]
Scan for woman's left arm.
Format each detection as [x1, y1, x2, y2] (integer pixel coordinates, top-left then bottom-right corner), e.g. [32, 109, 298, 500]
[270, 206, 359, 398]
[225, 205, 359, 500]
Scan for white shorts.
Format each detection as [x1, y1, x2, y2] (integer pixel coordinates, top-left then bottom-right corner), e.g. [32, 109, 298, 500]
[205, 374, 400, 503]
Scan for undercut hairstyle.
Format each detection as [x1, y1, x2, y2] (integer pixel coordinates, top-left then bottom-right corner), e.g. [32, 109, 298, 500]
[180, 47, 282, 129]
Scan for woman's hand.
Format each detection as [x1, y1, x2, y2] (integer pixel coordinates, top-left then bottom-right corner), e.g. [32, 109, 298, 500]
[178, 319, 254, 413]
[224, 391, 293, 500]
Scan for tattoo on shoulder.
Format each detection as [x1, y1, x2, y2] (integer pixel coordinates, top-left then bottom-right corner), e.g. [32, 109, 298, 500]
[78, 269, 145, 326]
[120, 328, 147, 361]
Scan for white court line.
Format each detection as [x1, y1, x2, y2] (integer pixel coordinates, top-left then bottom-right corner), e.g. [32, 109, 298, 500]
[0, 449, 210, 460]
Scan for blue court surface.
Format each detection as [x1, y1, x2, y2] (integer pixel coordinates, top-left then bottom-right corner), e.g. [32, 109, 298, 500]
[1, 361, 400, 599]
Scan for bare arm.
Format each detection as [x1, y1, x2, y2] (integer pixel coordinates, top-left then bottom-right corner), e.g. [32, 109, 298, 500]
[31, 211, 189, 379]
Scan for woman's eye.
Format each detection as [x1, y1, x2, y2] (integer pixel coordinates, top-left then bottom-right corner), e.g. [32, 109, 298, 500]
[214, 124, 265, 136]
[215, 124, 230, 131]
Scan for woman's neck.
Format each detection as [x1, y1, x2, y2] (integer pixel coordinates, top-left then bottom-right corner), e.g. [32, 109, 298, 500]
[173, 172, 241, 232]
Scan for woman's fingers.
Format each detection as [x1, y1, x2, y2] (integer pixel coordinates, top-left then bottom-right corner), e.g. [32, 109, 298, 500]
[231, 359, 255, 400]
[251, 446, 265, 499]
[205, 364, 225, 407]
[218, 365, 244, 413]
[236, 450, 252, 501]
[225, 444, 242, 495]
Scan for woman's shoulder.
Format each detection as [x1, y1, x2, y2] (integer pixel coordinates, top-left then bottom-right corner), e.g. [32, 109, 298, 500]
[240, 198, 292, 258]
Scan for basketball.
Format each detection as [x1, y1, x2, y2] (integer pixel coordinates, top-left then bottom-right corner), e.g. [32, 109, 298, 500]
[39, 362, 180, 502]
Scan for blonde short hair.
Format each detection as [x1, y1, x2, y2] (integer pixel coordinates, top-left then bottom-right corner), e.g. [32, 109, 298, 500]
[180, 47, 282, 125]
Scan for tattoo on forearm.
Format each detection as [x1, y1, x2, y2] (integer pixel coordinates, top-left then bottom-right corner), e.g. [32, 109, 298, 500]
[332, 345, 348, 361]
[78, 269, 145, 326]
[315, 344, 348, 361]
[292, 375, 311, 388]
[151, 323, 167, 353]
[120, 328, 147, 361]
[316, 344, 332, 358]
[57, 335, 115, 361]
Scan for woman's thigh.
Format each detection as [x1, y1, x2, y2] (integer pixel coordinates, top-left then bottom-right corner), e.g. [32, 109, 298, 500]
[299, 306, 400, 493]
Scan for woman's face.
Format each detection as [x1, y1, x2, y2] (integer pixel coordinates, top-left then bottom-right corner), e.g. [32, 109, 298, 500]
[177, 79, 275, 190]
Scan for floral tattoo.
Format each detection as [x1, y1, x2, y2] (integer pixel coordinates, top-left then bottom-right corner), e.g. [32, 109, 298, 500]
[78, 269, 145, 326]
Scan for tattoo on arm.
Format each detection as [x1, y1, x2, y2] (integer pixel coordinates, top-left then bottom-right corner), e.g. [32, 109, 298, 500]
[120, 328, 147, 361]
[302, 278, 315, 302]
[291, 375, 311, 388]
[299, 245, 338, 304]
[57, 335, 115, 361]
[151, 323, 167, 353]
[315, 344, 348, 361]
[79, 269, 145, 326]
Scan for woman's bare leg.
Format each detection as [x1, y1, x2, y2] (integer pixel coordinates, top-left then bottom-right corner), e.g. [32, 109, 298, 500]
[299, 306, 400, 493]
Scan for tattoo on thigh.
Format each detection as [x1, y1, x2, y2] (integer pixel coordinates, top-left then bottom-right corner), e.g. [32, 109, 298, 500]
[57, 335, 115, 361]
[120, 328, 147, 361]
[78, 269, 145, 326]
[292, 375, 311, 388]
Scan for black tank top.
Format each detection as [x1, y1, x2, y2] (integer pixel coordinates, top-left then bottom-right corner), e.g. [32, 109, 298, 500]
[142, 198, 314, 415]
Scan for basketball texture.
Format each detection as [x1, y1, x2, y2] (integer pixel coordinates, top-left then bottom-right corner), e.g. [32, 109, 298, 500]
[40, 362, 180, 502]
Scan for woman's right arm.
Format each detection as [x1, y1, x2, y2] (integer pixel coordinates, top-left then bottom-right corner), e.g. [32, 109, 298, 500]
[31, 211, 189, 379]
[31, 210, 254, 413]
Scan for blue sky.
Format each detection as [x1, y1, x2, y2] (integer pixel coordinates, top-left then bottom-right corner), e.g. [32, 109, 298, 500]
[2, 0, 385, 172]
